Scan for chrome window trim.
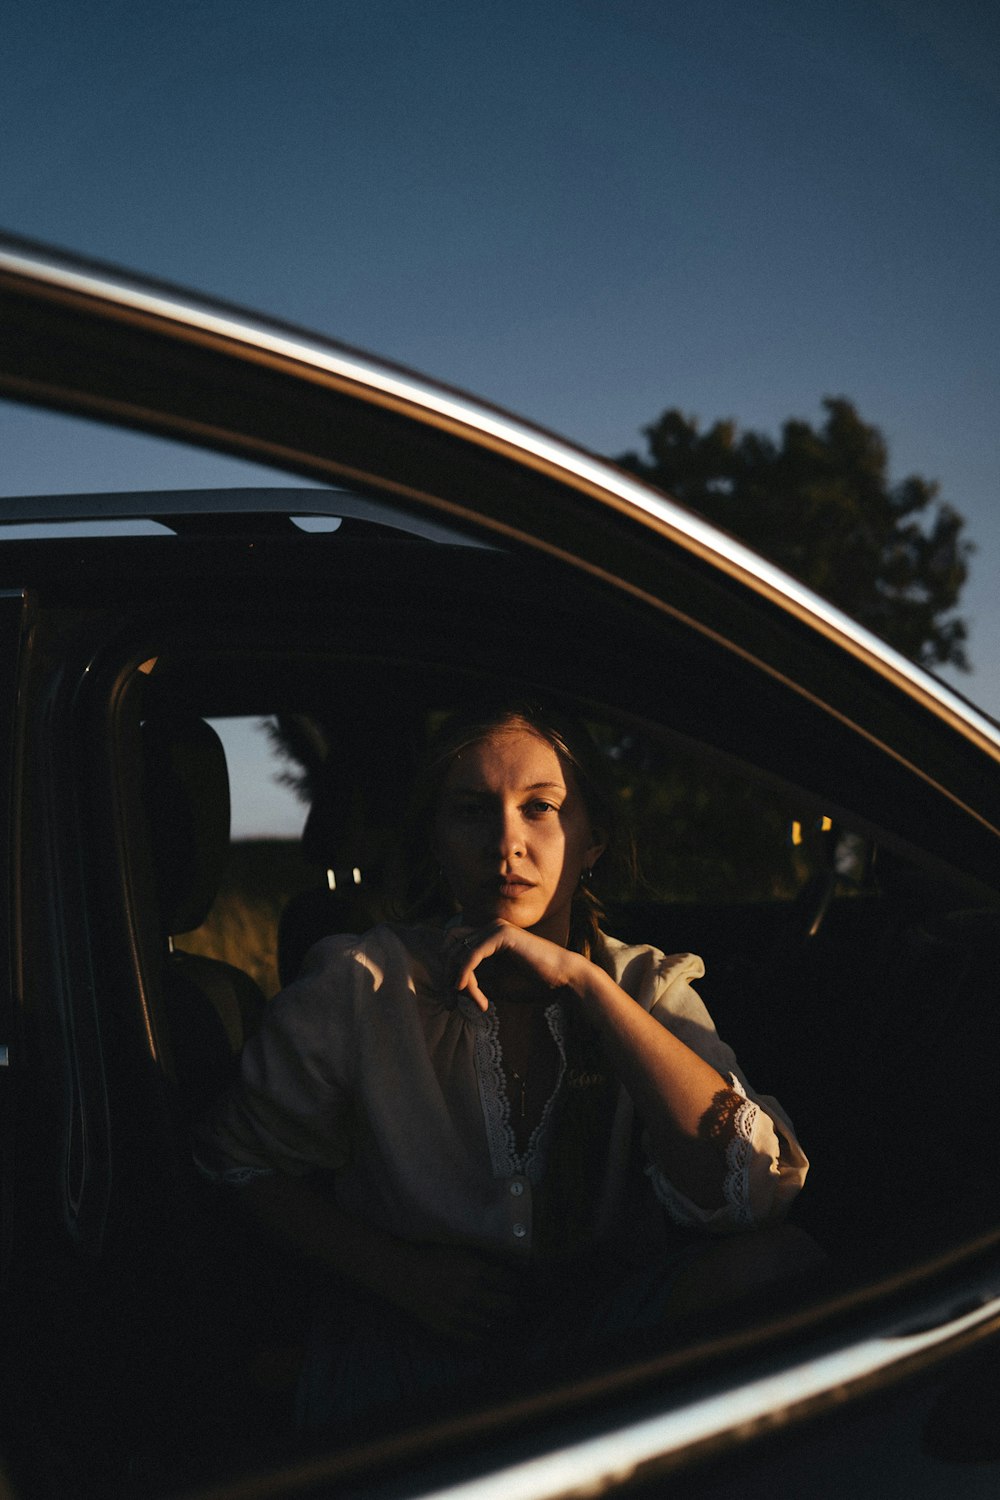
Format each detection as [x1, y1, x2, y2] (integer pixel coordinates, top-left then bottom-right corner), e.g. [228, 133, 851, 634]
[410, 1291, 1000, 1500]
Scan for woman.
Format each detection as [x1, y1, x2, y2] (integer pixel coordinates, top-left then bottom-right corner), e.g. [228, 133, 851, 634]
[195, 699, 808, 1428]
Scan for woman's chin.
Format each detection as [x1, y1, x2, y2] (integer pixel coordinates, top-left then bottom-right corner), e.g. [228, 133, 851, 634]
[457, 894, 568, 940]
[462, 906, 529, 929]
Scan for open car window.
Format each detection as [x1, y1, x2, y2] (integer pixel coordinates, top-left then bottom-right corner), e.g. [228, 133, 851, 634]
[12, 479, 1000, 1472]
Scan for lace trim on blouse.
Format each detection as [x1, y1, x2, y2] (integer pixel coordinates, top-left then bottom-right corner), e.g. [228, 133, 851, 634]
[474, 1002, 566, 1184]
[647, 1072, 760, 1228]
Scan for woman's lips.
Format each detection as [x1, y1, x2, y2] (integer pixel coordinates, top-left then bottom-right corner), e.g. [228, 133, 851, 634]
[493, 877, 535, 898]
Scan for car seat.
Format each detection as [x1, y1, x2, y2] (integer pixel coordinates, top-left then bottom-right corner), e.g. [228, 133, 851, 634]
[141, 713, 266, 1116]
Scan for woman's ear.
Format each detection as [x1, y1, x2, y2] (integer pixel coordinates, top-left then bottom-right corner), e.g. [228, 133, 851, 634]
[585, 830, 607, 871]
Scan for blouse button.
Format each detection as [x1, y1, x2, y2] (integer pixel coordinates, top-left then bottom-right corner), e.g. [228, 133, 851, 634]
[512, 1223, 527, 1238]
[509, 1181, 524, 1197]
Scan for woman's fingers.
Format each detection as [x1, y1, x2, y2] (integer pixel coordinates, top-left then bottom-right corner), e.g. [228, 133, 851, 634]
[445, 921, 580, 1008]
[445, 924, 506, 1009]
[447, 922, 577, 1001]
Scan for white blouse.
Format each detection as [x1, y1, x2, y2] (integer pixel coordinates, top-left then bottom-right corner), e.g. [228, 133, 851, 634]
[194, 924, 808, 1258]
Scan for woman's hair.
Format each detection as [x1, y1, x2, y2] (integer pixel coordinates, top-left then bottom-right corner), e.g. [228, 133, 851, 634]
[392, 694, 636, 951]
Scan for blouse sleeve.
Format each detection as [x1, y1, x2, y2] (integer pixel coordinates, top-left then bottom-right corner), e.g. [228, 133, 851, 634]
[192, 934, 365, 1184]
[633, 950, 808, 1233]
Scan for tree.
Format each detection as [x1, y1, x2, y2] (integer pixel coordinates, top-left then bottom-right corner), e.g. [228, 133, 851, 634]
[617, 397, 973, 672]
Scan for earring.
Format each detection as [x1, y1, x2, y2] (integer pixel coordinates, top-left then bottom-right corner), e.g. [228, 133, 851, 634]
[579, 866, 593, 887]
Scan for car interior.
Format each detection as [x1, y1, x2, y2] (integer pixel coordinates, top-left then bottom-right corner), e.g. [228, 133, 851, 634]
[4, 485, 1000, 1496]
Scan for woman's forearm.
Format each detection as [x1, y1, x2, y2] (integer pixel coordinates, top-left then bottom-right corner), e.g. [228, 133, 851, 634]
[449, 921, 737, 1211]
[237, 1170, 407, 1289]
[234, 1172, 522, 1343]
[568, 962, 733, 1209]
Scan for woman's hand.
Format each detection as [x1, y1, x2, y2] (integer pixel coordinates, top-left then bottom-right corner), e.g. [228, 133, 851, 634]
[444, 921, 587, 1010]
[375, 1238, 522, 1347]
[239, 1173, 521, 1349]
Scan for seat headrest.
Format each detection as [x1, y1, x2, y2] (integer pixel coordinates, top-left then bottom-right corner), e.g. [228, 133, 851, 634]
[296, 724, 416, 871]
[141, 715, 231, 937]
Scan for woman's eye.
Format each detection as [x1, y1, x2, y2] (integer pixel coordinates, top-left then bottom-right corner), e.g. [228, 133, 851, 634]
[527, 800, 558, 816]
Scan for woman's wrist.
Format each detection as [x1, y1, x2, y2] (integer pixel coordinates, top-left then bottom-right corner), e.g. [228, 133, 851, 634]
[563, 952, 616, 1013]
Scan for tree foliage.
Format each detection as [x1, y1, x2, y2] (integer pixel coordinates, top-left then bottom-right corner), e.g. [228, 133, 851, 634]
[618, 397, 973, 671]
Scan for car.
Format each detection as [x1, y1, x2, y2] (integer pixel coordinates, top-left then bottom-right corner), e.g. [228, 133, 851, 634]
[2, 230, 1000, 1498]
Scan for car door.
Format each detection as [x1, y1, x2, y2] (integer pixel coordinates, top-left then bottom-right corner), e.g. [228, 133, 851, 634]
[0, 588, 28, 1286]
[3, 233, 1000, 1499]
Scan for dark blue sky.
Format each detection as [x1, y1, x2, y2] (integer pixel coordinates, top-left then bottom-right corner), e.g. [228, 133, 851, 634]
[3, 0, 999, 720]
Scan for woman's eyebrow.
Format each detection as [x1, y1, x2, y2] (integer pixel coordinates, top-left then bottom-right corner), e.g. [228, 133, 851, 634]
[445, 780, 567, 795]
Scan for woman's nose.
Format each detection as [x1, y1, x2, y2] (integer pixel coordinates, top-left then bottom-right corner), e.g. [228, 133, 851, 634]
[486, 807, 524, 859]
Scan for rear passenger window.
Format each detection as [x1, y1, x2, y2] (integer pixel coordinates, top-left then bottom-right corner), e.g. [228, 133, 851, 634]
[172, 718, 318, 998]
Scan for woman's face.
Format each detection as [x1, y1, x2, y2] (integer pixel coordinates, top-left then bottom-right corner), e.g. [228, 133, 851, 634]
[434, 722, 604, 945]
